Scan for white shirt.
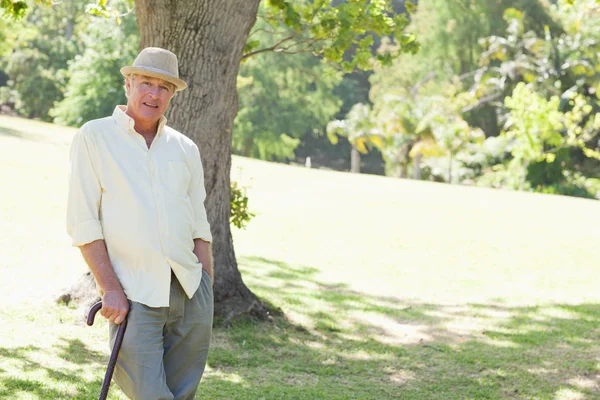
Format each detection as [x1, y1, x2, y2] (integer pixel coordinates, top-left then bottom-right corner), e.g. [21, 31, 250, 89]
[66, 106, 212, 307]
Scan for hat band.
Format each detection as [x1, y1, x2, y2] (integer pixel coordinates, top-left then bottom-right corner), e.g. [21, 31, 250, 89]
[128, 65, 179, 79]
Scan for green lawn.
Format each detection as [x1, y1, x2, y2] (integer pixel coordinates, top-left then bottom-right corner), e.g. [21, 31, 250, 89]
[1, 115, 599, 399]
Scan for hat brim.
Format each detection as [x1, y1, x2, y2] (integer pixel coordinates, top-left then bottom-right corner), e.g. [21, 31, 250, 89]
[121, 66, 187, 91]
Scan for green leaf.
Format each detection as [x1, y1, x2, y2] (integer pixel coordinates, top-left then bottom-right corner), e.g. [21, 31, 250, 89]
[405, 1, 417, 15]
[355, 138, 368, 154]
[244, 40, 261, 54]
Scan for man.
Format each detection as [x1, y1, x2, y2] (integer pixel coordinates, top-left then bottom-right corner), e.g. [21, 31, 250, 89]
[67, 47, 214, 400]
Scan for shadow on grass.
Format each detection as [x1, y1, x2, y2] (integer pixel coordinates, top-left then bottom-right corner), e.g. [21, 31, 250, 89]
[56, 338, 105, 365]
[0, 340, 109, 399]
[201, 255, 600, 399]
[0, 125, 39, 142]
[0, 124, 66, 145]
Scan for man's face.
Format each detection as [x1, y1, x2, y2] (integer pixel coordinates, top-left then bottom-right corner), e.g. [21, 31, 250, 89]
[125, 75, 175, 125]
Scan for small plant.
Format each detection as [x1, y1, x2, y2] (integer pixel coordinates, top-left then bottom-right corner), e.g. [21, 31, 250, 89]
[230, 181, 254, 229]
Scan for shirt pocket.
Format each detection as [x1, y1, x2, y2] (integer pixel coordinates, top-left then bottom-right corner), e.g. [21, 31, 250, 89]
[162, 160, 191, 198]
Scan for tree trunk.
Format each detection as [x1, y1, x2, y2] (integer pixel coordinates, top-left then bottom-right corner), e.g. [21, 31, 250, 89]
[413, 153, 422, 180]
[58, 0, 268, 324]
[448, 153, 453, 184]
[350, 144, 360, 173]
[242, 136, 253, 158]
[399, 144, 409, 178]
[135, 0, 267, 322]
[520, 160, 529, 191]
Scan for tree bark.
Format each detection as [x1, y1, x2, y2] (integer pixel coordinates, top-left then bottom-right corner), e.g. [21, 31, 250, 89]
[350, 145, 360, 173]
[448, 153, 453, 184]
[132, 0, 267, 322]
[413, 153, 421, 180]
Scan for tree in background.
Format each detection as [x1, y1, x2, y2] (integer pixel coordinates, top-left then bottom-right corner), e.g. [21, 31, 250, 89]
[370, 0, 559, 138]
[234, 18, 343, 161]
[375, 91, 440, 178]
[429, 111, 486, 184]
[326, 102, 383, 173]
[472, 5, 600, 195]
[50, 9, 139, 126]
[0, 1, 87, 120]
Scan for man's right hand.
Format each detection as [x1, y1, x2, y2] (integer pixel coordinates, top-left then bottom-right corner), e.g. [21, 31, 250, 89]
[79, 240, 129, 324]
[101, 289, 130, 325]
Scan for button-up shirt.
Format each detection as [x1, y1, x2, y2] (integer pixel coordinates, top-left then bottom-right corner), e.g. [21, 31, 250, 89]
[66, 105, 212, 307]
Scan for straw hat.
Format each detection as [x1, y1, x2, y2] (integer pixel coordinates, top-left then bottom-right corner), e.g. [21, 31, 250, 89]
[121, 47, 187, 91]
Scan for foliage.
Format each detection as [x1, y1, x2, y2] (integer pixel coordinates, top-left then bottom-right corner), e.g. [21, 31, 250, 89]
[502, 82, 563, 187]
[477, 81, 600, 191]
[326, 102, 382, 154]
[0, 0, 41, 19]
[0, 17, 19, 56]
[370, 0, 559, 100]
[50, 12, 139, 126]
[474, 5, 600, 117]
[235, 21, 343, 161]
[428, 112, 486, 183]
[374, 92, 441, 177]
[469, 4, 600, 192]
[230, 181, 255, 229]
[533, 181, 594, 199]
[233, 0, 420, 162]
[368, 82, 484, 180]
[0, 1, 88, 120]
[251, 0, 419, 72]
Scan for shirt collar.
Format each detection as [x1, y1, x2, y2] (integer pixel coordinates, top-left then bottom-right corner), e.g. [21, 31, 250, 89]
[112, 105, 168, 136]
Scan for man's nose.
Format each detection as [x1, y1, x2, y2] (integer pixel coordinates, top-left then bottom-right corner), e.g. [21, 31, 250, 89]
[148, 85, 160, 98]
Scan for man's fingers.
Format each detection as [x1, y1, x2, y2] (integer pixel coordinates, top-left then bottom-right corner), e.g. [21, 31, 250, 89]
[101, 289, 129, 323]
[101, 305, 128, 324]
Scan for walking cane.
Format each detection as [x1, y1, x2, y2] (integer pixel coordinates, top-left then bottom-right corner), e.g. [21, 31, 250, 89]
[87, 301, 131, 400]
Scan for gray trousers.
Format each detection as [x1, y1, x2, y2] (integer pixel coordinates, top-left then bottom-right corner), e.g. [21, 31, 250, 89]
[109, 270, 214, 400]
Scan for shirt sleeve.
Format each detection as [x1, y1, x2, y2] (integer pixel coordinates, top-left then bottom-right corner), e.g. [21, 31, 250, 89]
[66, 128, 104, 247]
[188, 144, 213, 243]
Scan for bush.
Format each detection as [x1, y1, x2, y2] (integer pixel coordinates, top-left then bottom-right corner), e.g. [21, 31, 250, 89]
[533, 183, 594, 199]
[526, 148, 571, 187]
[50, 15, 138, 126]
[230, 181, 255, 229]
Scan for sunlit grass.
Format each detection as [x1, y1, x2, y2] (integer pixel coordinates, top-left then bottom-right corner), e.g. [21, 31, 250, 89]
[1, 115, 599, 399]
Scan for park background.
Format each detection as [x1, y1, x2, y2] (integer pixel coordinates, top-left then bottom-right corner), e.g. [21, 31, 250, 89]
[1, 0, 600, 399]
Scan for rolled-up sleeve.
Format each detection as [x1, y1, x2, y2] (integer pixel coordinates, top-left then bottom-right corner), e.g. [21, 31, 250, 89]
[188, 144, 213, 243]
[66, 128, 104, 247]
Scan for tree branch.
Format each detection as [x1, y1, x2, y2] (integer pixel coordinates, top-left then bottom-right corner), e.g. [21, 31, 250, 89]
[410, 71, 437, 98]
[242, 35, 296, 59]
[276, 37, 324, 53]
[461, 92, 503, 113]
[242, 35, 327, 60]
[249, 27, 287, 38]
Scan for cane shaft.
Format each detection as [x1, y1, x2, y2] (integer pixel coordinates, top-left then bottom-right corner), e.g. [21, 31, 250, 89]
[87, 301, 130, 400]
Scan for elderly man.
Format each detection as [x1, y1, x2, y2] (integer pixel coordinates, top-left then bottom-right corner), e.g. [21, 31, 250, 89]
[67, 47, 214, 400]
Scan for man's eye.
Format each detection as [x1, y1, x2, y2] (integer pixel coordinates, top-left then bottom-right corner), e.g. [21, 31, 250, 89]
[160, 86, 168, 91]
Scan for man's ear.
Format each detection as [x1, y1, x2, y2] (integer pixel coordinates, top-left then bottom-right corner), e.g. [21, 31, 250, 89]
[125, 77, 131, 97]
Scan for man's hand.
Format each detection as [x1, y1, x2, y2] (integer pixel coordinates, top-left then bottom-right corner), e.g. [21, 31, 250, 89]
[79, 240, 130, 324]
[193, 239, 214, 286]
[101, 289, 130, 325]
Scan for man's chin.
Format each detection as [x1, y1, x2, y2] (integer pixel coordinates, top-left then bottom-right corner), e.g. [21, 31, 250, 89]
[139, 108, 163, 119]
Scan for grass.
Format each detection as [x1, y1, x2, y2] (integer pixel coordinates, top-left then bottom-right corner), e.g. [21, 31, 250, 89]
[1, 114, 600, 399]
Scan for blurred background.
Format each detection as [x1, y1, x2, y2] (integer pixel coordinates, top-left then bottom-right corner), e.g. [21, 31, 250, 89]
[2, 0, 599, 199]
[2, 1, 600, 399]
